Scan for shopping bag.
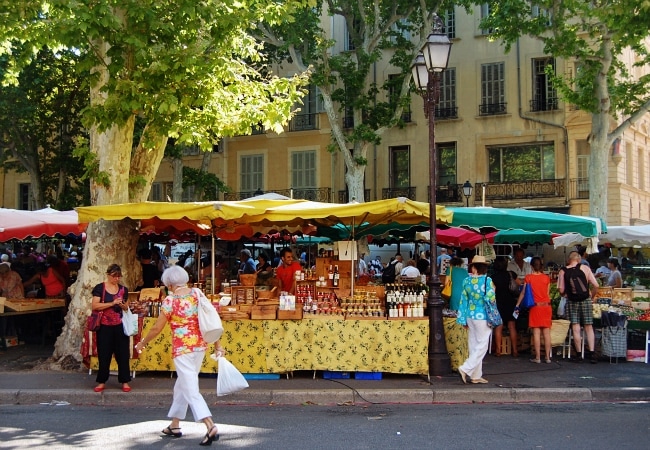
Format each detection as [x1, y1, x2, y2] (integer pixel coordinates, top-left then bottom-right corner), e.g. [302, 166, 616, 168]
[485, 298, 503, 328]
[195, 288, 223, 343]
[86, 311, 103, 332]
[601, 311, 627, 327]
[216, 356, 249, 396]
[556, 297, 567, 318]
[521, 283, 535, 309]
[441, 269, 452, 299]
[601, 326, 627, 357]
[121, 308, 138, 336]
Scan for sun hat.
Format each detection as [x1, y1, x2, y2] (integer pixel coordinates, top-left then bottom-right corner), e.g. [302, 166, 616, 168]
[470, 255, 488, 266]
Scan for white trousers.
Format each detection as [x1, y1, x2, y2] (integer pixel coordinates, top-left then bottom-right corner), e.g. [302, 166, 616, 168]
[168, 351, 211, 422]
[459, 318, 492, 380]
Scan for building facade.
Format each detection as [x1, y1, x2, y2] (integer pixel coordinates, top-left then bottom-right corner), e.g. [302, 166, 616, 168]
[3, 6, 649, 227]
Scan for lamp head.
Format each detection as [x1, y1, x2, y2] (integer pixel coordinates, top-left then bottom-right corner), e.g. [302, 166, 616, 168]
[462, 180, 473, 197]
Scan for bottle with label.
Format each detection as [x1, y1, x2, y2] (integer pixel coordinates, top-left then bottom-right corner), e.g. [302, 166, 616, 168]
[328, 265, 334, 286]
[333, 265, 340, 287]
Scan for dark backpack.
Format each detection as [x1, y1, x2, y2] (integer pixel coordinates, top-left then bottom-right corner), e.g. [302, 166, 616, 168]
[382, 261, 397, 283]
[563, 266, 590, 301]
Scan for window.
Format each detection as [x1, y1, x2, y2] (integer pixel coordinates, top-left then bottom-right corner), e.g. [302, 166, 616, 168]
[388, 74, 411, 122]
[480, 3, 493, 35]
[182, 144, 200, 156]
[18, 183, 31, 210]
[531, 4, 552, 25]
[438, 143, 457, 186]
[291, 150, 316, 188]
[390, 18, 412, 44]
[443, 9, 456, 39]
[480, 62, 506, 115]
[150, 182, 163, 202]
[488, 143, 555, 182]
[576, 140, 590, 197]
[241, 154, 264, 193]
[626, 141, 634, 185]
[638, 147, 645, 191]
[181, 185, 196, 202]
[531, 58, 558, 111]
[344, 17, 361, 51]
[290, 84, 319, 131]
[390, 146, 410, 188]
[437, 68, 457, 119]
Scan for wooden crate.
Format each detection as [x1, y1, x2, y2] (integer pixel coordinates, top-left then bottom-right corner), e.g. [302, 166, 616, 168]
[250, 305, 277, 320]
[277, 309, 303, 320]
[231, 286, 256, 304]
[613, 288, 633, 305]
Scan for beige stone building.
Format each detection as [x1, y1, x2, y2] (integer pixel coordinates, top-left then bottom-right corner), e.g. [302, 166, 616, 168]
[3, 6, 649, 227]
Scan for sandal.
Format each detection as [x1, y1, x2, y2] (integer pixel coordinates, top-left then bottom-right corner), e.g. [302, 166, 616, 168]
[162, 426, 182, 438]
[200, 424, 219, 446]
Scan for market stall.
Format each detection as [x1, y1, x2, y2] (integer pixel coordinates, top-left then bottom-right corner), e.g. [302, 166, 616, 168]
[84, 316, 468, 375]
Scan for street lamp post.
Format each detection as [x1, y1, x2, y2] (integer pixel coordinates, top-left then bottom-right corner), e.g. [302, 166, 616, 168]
[411, 14, 452, 377]
[462, 180, 473, 207]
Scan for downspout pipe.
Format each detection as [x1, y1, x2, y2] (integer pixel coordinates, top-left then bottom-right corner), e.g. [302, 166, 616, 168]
[516, 39, 570, 205]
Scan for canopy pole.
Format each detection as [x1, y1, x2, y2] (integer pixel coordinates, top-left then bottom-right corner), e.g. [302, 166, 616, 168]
[351, 218, 355, 295]
[211, 232, 216, 295]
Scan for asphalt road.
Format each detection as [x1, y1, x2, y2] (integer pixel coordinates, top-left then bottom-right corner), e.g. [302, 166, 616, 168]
[1, 402, 648, 449]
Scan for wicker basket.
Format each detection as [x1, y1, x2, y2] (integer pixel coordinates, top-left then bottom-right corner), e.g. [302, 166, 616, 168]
[239, 274, 257, 286]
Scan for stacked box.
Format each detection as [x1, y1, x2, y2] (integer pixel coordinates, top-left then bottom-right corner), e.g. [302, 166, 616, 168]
[323, 371, 350, 379]
[354, 372, 382, 380]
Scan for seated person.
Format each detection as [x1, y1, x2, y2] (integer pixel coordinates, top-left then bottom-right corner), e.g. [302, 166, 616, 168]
[23, 257, 66, 298]
[0, 261, 25, 298]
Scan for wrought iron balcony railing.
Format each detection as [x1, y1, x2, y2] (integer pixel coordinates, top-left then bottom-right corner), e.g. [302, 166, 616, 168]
[434, 106, 458, 120]
[479, 102, 507, 116]
[529, 98, 559, 112]
[381, 187, 416, 200]
[338, 189, 371, 203]
[289, 113, 319, 131]
[477, 179, 566, 201]
[569, 178, 589, 200]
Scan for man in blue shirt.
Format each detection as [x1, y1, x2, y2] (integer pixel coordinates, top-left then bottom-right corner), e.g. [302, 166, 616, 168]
[239, 249, 257, 274]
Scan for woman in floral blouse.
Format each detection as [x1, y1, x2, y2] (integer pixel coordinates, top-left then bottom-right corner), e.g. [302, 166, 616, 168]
[136, 265, 225, 446]
[456, 255, 496, 385]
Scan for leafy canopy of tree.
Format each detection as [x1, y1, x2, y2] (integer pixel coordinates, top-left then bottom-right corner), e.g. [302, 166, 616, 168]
[0, 0, 312, 364]
[0, 48, 89, 209]
[478, 0, 650, 221]
[256, 0, 472, 202]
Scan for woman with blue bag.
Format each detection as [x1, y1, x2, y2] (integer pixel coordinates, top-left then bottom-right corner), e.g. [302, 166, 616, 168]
[515, 257, 553, 364]
[456, 255, 500, 385]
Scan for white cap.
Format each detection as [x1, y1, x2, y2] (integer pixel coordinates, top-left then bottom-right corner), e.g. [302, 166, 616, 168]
[70, 251, 78, 256]
[0, 254, 9, 262]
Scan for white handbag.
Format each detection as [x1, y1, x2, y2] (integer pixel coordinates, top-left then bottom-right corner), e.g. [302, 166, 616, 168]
[195, 288, 224, 343]
[122, 308, 139, 336]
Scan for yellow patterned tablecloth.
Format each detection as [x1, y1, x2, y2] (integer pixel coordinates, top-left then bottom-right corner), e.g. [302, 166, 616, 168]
[90, 317, 467, 374]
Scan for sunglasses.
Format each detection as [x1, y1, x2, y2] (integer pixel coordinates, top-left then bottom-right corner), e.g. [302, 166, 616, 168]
[109, 273, 123, 278]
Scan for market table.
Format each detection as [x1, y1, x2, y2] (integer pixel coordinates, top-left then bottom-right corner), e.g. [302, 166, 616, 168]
[0, 299, 66, 348]
[85, 317, 469, 375]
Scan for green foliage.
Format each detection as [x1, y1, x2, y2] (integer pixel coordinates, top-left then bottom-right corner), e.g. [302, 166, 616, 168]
[182, 166, 227, 201]
[478, 0, 650, 115]
[0, 46, 90, 208]
[0, 0, 311, 203]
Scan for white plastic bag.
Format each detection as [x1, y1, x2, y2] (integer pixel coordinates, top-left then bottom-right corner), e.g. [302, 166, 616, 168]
[557, 297, 567, 318]
[195, 288, 223, 343]
[122, 308, 139, 336]
[216, 356, 249, 396]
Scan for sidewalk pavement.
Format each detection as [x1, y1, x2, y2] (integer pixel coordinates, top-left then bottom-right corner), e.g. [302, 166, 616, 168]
[1, 344, 649, 406]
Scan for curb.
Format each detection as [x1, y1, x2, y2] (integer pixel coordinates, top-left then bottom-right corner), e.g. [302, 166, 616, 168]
[2, 387, 650, 406]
